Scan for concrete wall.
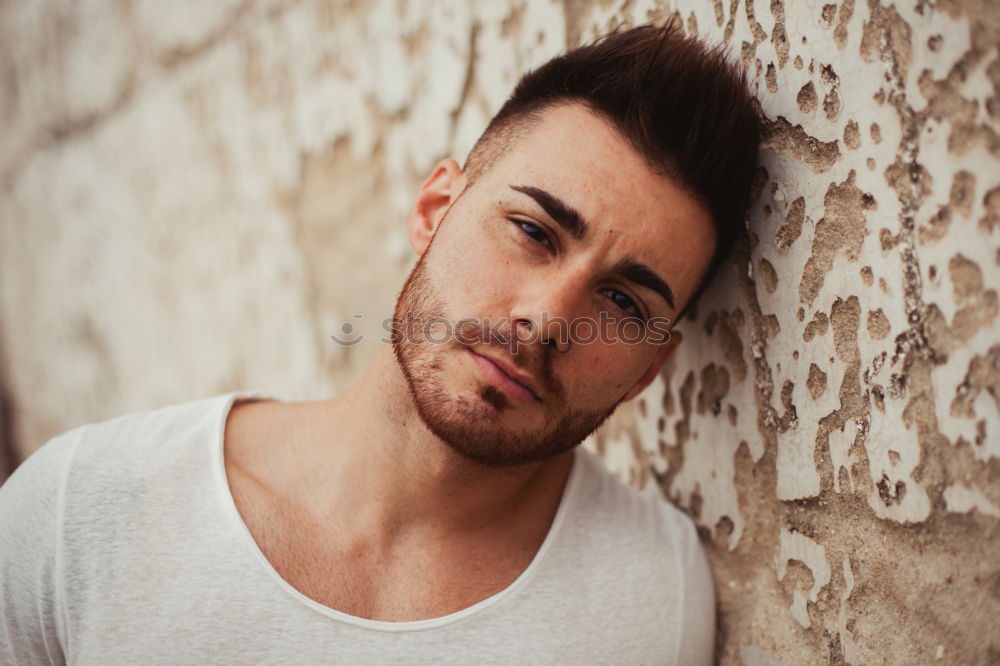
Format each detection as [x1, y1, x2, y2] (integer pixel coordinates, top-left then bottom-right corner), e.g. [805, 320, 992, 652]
[1, 0, 997, 663]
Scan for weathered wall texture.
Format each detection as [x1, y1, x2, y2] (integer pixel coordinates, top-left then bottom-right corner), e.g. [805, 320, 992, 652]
[1, 0, 997, 663]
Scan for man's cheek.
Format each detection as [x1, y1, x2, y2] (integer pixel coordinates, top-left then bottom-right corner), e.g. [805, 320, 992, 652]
[579, 349, 645, 394]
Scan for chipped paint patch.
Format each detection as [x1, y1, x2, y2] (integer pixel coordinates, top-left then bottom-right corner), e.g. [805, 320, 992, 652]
[775, 529, 831, 628]
[943, 483, 1000, 518]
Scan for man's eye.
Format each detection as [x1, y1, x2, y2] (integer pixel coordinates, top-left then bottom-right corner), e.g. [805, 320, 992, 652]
[511, 218, 553, 250]
[601, 288, 644, 320]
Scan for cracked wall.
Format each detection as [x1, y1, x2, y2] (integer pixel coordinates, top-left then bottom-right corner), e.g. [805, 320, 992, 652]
[1, 1, 997, 663]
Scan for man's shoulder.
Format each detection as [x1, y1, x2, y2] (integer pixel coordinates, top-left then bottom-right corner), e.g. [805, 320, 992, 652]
[570, 447, 703, 551]
[544, 447, 715, 660]
[8, 391, 251, 499]
[72, 391, 236, 447]
[561, 447, 714, 599]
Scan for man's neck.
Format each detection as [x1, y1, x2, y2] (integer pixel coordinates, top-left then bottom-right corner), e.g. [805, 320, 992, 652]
[246, 344, 575, 546]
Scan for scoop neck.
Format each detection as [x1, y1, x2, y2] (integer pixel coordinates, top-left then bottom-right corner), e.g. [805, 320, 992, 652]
[212, 390, 583, 633]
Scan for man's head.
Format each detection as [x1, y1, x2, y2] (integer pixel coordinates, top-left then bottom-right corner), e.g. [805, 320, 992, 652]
[465, 23, 760, 318]
[391, 24, 759, 467]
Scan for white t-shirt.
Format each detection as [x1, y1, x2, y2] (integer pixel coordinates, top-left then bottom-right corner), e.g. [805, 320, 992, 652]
[0, 391, 715, 665]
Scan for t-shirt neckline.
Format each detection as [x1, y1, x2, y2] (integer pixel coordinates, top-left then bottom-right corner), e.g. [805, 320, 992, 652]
[212, 390, 583, 632]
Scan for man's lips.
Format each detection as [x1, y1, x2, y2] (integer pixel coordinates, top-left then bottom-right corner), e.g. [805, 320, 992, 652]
[467, 349, 542, 405]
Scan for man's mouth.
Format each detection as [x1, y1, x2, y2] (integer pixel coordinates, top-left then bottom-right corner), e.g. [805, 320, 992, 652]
[466, 348, 542, 405]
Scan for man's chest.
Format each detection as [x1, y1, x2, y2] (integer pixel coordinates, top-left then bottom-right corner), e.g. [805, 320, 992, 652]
[226, 463, 536, 622]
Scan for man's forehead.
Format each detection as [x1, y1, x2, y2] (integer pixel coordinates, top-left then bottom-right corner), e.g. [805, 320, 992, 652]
[483, 104, 706, 228]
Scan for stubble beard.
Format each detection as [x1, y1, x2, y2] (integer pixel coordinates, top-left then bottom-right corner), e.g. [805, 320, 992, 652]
[391, 245, 624, 468]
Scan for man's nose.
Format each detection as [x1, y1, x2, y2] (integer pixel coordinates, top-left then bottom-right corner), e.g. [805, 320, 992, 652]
[509, 277, 579, 354]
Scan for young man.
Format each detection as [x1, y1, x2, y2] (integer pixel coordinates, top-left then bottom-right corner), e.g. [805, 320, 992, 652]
[0, 24, 758, 664]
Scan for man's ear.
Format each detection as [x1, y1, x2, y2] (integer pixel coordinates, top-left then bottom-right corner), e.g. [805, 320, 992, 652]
[620, 330, 683, 402]
[407, 158, 467, 256]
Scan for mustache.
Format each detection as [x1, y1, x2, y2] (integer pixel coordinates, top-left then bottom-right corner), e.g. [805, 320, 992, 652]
[455, 318, 562, 399]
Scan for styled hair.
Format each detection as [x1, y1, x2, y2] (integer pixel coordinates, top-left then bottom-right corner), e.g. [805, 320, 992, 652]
[463, 23, 760, 321]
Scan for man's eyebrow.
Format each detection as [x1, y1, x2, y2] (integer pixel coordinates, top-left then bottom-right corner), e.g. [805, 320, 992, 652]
[508, 184, 675, 311]
[612, 257, 676, 312]
[509, 185, 588, 240]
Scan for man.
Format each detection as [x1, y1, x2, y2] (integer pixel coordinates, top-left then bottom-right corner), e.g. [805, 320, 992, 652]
[0, 23, 758, 664]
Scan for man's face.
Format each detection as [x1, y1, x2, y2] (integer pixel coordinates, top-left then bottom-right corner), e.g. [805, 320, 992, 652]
[393, 103, 715, 467]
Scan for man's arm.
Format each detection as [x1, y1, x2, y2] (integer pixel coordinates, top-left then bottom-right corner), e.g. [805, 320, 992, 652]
[0, 433, 76, 665]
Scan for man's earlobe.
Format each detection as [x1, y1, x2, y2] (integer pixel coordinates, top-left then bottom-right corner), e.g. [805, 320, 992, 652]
[406, 158, 466, 256]
[621, 330, 683, 402]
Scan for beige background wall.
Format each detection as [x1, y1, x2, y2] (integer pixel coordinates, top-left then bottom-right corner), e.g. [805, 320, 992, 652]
[2, 0, 998, 663]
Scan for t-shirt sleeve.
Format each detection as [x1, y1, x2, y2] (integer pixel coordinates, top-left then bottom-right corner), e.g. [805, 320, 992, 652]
[0, 432, 77, 665]
[674, 515, 716, 665]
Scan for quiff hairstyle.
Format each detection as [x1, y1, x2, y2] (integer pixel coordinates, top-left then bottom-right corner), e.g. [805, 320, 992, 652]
[463, 23, 760, 322]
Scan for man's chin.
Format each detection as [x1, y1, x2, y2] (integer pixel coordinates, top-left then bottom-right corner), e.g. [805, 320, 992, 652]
[459, 384, 552, 433]
[438, 432, 569, 469]
[411, 397, 555, 467]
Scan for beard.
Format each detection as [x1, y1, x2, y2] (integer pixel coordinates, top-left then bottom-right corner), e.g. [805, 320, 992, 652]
[391, 237, 624, 468]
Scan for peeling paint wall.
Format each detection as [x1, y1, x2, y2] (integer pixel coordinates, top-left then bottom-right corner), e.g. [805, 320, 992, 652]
[1, 1, 997, 663]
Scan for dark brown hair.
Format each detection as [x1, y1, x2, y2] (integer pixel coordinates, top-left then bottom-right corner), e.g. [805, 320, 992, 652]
[464, 23, 760, 321]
